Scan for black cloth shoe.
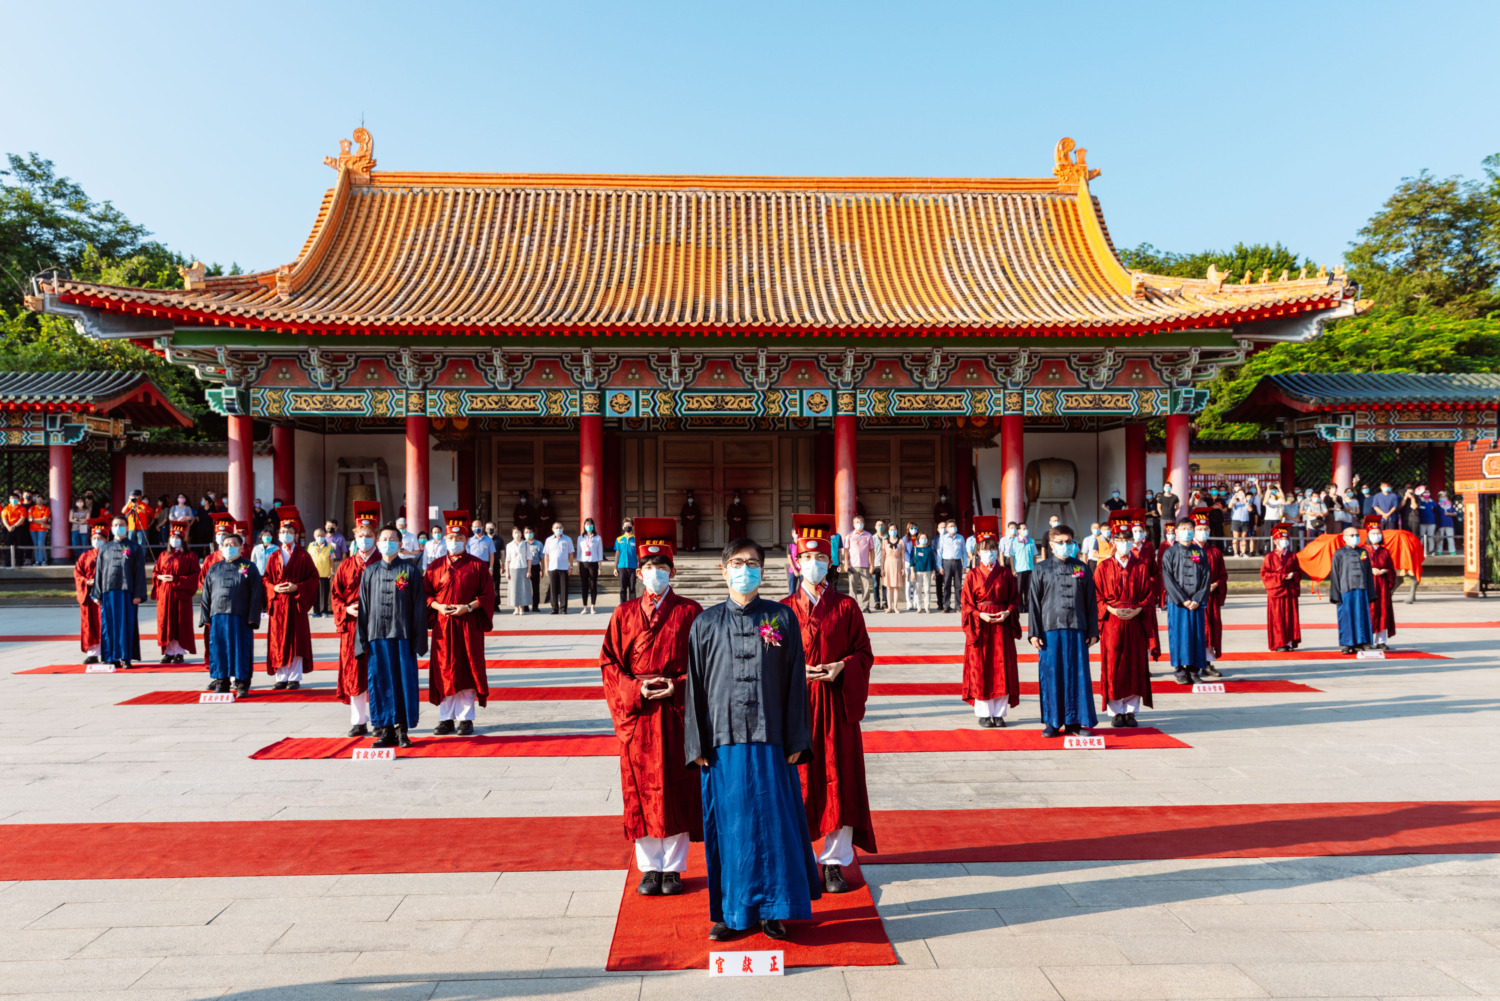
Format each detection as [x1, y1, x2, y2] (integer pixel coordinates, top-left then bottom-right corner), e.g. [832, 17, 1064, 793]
[83, 655, 98, 665]
[1064, 723, 1081, 735]
[347, 724, 370, 737]
[1042, 725, 1060, 738]
[273, 681, 288, 690]
[822, 864, 849, 893]
[637, 871, 662, 896]
[234, 682, 250, 698]
[456, 720, 474, 736]
[1340, 646, 1352, 654]
[371, 727, 397, 749]
[396, 725, 413, 748]
[1110, 713, 1127, 728]
[1187, 673, 1200, 684]
[660, 872, 683, 896]
[760, 919, 788, 940]
[1173, 670, 1191, 684]
[160, 656, 173, 664]
[1125, 713, 1139, 728]
[288, 681, 300, 690]
[977, 716, 996, 728]
[708, 922, 739, 941]
[206, 680, 222, 692]
[1201, 665, 1223, 679]
[993, 717, 1006, 728]
[432, 720, 457, 736]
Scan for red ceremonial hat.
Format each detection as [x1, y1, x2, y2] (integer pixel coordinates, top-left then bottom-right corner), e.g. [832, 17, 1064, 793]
[212, 512, 236, 535]
[1362, 514, 1382, 530]
[1124, 508, 1148, 532]
[352, 501, 380, 532]
[632, 517, 676, 562]
[277, 506, 303, 533]
[87, 516, 111, 537]
[792, 513, 834, 556]
[972, 515, 999, 541]
[443, 510, 470, 537]
[1272, 522, 1293, 539]
[234, 520, 251, 537]
[169, 520, 190, 539]
[1191, 507, 1211, 527]
[1106, 509, 1133, 533]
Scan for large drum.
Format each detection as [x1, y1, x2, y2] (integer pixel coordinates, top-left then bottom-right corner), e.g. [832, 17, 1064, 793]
[1025, 458, 1078, 503]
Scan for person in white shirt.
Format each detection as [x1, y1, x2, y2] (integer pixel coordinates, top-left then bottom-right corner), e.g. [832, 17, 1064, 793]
[422, 526, 446, 571]
[935, 521, 966, 611]
[395, 516, 419, 559]
[577, 518, 605, 614]
[1081, 523, 1102, 562]
[542, 522, 575, 615]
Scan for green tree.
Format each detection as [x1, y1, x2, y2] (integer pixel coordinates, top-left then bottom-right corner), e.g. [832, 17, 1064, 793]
[1118, 241, 1315, 281]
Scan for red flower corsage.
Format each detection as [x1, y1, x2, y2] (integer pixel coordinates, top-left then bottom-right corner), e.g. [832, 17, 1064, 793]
[394, 569, 410, 590]
[1071, 568, 1085, 578]
[758, 619, 782, 647]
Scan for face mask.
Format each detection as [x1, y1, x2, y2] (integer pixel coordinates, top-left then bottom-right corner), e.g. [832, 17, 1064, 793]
[169, 536, 182, 549]
[947, 526, 956, 535]
[1194, 530, 1209, 543]
[524, 531, 533, 540]
[1344, 535, 1359, 548]
[1132, 529, 1145, 541]
[418, 536, 429, 545]
[801, 559, 829, 585]
[1163, 486, 1171, 494]
[262, 536, 273, 545]
[1112, 492, 1120, 499]
[908, 527, 917, 536]
[445, 538, 464, 554]
[1275, 538, 1289, 550]
[889, 530, 898, 539]
[853, 521, 863, 531]
[584, 524, 594, 534]
[978, 550, 998, 566]
[1165, 531, 1176, 542]
[687, 499, 694, 505]
[553, 528, 562, 537]
[91, 537, 105, 550]
[379, 540, 400, 557]
[642, 567, 671, 595]
[356, 535, 375, 552]
[1017, 528, 1028, 538]
[1145, 492, 1155, 500]
[222, 545, 241, 560]
[76, 501, 85, 509]
[727, 565, 761, 595]
[1051, 541, 1077, 560]
[280, 532, 296, 545]
[939, 494, 947, 501]
[112, 525, 127, 539]
[1004, 527, 1015, 538]
[1368, 531, 1383, 544]
[1099, 529, 1112, 540]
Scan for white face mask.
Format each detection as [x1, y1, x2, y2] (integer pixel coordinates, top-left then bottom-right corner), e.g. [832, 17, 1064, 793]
[978, 550, 998, 566]
[1275, 538, 1289, 550]
[1115, 547, 1131, 565]
[280, 532, 296, 545]
[91, 537, 105, 550]
[1099, 529, 1112, 540]
[1132, 529, 1145, 541]
[800, 558, 829, 585]
[1368, 531, 1383, 545]
[445, 537, 464, 554]
[553, 528, 562, 537]
[1344, 534, 1360, 548]
[1194, 530, 1209, 543]
[853, 521, 864, 531]
[642, 567, 671, 595]
[169, 536, 182, 549]
[1017, 528, 1028, 538]
[1165, 531, 1176, 542]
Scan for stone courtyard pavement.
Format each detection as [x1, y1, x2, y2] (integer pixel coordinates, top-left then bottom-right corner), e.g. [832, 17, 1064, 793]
[1, 590, 1499, 1001]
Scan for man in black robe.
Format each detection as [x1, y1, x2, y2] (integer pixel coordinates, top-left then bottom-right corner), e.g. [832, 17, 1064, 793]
[680, 490, 702, 551]
[685, 538, 820, 942]
[355, 526, 429, 748]
[199, 533, 264, 696]
[1327, 527, 1376, 654]
[93, 516, 147, 669]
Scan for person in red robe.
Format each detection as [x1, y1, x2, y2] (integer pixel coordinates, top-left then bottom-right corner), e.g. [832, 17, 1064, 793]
[1260, 523, 1302, 651]
[782, 513, 876, 894]
[196, 513, 238, 670]
[598, 518, 704, 897]
[263, 506, 317, 688]
[1365, 519, 1398, 650]
[333, 503, 381, 736]
[149, 520, 200, 664]
[425, 510, 497, 736]
[73, 518, 109, 663]
[1094, 541, 1154, 727]
[960, 516, 1021, 728]
[1193, 509, 1227, 678]
[1156, 521, 1179, 614]
[1123, 511, 1162, 661]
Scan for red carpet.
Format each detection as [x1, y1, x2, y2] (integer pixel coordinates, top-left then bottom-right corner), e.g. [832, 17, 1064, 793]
[249, 727, 1188, 760]
[605, 849, 896, 971]
[4, 802, 1500, 883]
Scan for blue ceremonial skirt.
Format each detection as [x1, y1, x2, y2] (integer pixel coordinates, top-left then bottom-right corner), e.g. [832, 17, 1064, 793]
[702, 742, 821, 929]
[367, 638, 420, 728]
[1037, 628, 1097, 729]
[98, 589, 140, 664]
[208, 614, 255, 682]
[1167, 603, 1208, 670]
[1336, 588, 1373, 647]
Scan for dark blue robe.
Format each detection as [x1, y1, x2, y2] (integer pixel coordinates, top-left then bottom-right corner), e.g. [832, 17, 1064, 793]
[1037, 628, 1097, 729]
[1335, 589, 1373, 648]
[1167, 603, 1208, 670]
[367, 639, 421, 728]
[99, 589, 140, 664]
[209, 615, 255, 683]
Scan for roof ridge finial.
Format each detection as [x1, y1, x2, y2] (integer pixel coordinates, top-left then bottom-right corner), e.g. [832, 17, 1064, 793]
[177, 260, 206, 290]
[325, 127, 376, 178]
[1053, 137, 1101, 191]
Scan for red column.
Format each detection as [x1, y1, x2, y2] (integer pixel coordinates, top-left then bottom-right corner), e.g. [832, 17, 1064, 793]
[405, 415, 430, 533]
[1125, 423, 1147, 508]
[1426, 444, 1447, 494]
[579, 414, 603, 535]
[271, 424, 295, 507]
[1280, 445, 1297, 494]
[602, 431, 621, 542]
[813, 430, 834, 513]
[1166, 414, 1191, 519]
[456, 445, 476, 512]
[227, 416, 255, 523]
[834, 415, 856, 536]
[954, 440, 973, 535]
[1332, 440, 1353, 492]
[49, 444, 71, 561]
[110, 451, 127, 515]
[1000, 414, 1025, 528]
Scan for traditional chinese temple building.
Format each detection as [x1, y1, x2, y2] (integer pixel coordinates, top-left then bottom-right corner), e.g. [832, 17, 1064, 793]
[30, 131, 1361, 546]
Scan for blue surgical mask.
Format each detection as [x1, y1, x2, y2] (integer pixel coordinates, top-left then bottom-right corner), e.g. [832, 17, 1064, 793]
[642, 567, 671, 595]
[1195, 530, 1209, 543]
[524, 531, 534, 540]
[727, 565, 761, 595]
[356, 535, 375, 552]
[112, 524, 127, 539]
[801, 559, 829, 585]
[445, 538, 464, 554]
[91, 537, 105, 550]
[378, 540, 400, 557]
[1065, 541, 1079, 559]
[222, 545, 241, 560]
[280, 531, 296, 545]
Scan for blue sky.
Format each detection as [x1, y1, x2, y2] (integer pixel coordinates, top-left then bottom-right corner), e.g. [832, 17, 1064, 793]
[6, 0, 1497, 274]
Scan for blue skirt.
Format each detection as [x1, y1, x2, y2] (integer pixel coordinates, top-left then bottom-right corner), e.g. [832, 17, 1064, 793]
[702, 742, 821, 929]
[209, 614, 255, 682]
[1167, 603, 1208, 670]
[367, 638, 421, 728]
[1037, 629, 1097, 729]
[99, 589, 141, 663]
[1336, 588, 1372, 647]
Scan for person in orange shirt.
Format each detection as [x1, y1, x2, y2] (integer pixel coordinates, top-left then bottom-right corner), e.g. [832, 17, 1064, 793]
[29, 492, 52, 566]
[121, 490, 154, 552]
[0, 490, 26, 568]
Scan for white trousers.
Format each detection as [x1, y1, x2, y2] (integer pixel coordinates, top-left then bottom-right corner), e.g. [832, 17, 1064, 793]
[84, 643, 100, 660]
[1107, 696, 1141, 716]
[163, 640, 186, 656]
[274, 657, 303, 684]
[349, 692, 370, 725]
[973, 698, 1010, 719]
[1374, 629, 1388, 646]
[817, 825, 854, 867]
[438, 689, 478, 721]
[634, 832, 689, 873]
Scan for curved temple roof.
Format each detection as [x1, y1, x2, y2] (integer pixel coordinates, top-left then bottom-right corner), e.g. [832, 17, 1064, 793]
[0, 370, 193, 426]
[38, 136, 1355, 339]
[1228, 373, 1500, 421]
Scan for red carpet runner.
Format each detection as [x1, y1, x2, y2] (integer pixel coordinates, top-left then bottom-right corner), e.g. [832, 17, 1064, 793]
[120, 678, 1320, 705]
[4, 801, 1499, 882]
[605, 849, 896, 971]
[249, 728, 1188, 760]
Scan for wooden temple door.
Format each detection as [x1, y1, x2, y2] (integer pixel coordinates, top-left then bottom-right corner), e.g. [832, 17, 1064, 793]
[492, 436, 580, 531]
[656, 435, 781, 550]
[857, 435, 942, 533]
